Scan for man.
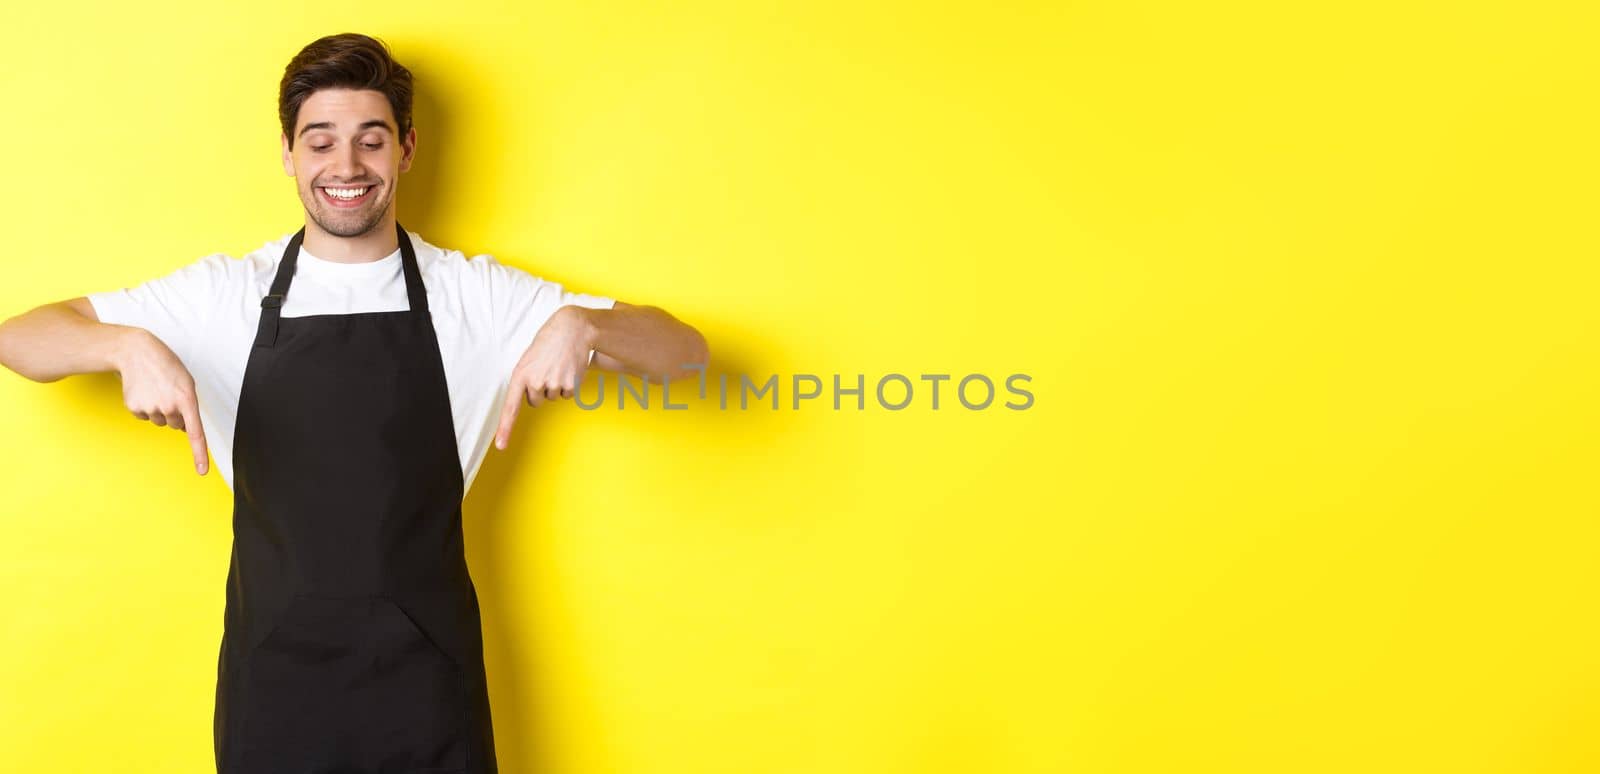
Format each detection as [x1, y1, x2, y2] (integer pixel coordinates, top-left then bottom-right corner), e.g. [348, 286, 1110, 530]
[0, 33, 708, 774]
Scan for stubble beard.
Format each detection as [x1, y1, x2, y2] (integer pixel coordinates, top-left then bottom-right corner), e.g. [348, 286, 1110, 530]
[303, 182, 393, 238]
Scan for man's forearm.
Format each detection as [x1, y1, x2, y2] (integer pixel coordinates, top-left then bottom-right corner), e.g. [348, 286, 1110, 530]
[0, 299, 136, 383]
[573, 302, 709, 382]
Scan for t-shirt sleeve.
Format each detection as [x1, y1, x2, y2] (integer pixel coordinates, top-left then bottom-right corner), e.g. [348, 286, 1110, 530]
[85, 253, 233, 365]
[484, 257, 615, 371]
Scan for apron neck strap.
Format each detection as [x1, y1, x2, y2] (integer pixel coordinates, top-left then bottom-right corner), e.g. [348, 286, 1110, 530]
[396, 223, 428, 314]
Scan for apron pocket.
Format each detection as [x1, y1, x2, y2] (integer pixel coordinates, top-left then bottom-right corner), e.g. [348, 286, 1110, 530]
[234, 593, 469, 773]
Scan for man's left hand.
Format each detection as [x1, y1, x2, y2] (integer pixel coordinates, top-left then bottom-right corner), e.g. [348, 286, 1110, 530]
[495, 305, 593, 450]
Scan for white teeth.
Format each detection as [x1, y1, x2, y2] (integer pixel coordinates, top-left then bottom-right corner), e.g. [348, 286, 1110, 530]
[323, 186, 369, 200]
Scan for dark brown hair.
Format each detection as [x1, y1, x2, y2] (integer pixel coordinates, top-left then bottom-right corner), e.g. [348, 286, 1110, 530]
[279, 33, 413, 149]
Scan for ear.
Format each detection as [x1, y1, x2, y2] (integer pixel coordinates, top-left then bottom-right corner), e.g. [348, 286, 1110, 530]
[399, 126, 417, 173]
[281, 133, 294, 177]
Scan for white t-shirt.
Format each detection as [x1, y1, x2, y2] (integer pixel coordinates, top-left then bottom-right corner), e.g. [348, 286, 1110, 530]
[87, 230, 614, 495]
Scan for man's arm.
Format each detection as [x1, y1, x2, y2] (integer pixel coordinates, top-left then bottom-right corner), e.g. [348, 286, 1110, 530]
[580, 301, 709, 382]
[0, 297, 131, 382]
[0, 297, 211, 474]
[495, 300, 709, 449]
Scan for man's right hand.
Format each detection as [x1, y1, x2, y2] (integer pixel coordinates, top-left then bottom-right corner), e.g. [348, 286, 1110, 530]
[111, 328, 209, 475]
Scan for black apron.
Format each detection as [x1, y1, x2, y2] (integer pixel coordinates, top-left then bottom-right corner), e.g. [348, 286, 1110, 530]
[213, 224, 498, 773]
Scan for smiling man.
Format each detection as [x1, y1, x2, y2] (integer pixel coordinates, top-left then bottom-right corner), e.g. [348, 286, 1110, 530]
[0, 33, 707, 774]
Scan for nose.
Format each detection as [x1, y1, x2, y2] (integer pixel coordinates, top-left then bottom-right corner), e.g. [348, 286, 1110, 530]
[329, 143, 362, 182]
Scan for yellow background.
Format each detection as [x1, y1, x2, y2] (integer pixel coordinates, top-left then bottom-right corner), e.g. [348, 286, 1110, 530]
[2, 1, 1596, 772]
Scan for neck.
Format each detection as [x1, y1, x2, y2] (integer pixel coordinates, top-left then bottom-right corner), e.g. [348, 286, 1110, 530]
[301, 211, 399, 263]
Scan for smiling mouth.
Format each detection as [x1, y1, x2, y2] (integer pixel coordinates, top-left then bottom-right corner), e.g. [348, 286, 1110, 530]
[318, 184, 377, 208]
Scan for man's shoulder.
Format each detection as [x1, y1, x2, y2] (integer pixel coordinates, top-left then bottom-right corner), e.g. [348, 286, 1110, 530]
[410, 232, 530, 288]
[411, 232, 500, 269]
[186, 232, 296, 279]
[111, 234, 288, 292]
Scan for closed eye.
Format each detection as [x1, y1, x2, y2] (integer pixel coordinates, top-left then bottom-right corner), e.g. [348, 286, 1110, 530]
[308, 143, 382, 152]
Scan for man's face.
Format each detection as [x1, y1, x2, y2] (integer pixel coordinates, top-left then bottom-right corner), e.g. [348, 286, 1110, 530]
[281, 88, 415, 238]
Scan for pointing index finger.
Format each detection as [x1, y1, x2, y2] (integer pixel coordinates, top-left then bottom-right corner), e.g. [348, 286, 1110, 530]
[179, 396, 208, 475]
[495, 377, 523, 450]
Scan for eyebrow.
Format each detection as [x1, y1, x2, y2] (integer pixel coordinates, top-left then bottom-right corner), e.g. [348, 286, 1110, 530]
[298, 119, 394, 138]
